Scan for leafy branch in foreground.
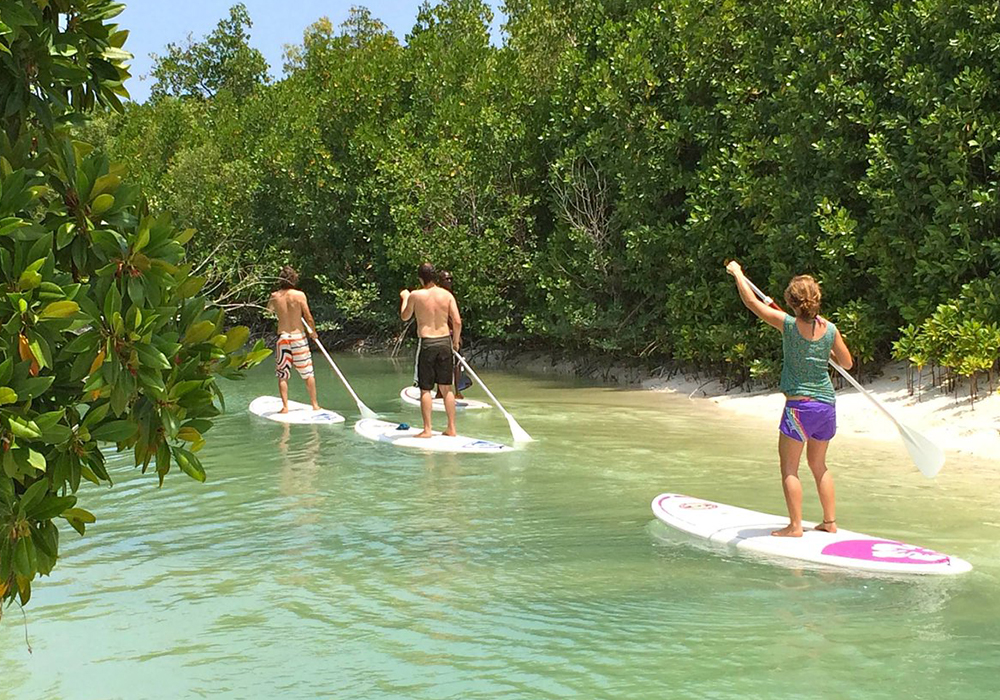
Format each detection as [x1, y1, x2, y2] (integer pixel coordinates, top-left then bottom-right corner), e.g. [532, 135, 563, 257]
[0, 0, 268, 615]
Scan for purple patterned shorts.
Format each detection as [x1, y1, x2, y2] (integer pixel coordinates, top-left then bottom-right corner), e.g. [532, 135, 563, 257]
[779, 399, 837, 442]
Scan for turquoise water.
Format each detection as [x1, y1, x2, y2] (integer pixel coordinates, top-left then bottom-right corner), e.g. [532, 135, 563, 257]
[2, 356, 999, 699]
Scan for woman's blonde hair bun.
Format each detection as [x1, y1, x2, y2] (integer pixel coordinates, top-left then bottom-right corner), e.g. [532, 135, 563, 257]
[784, 275, 822, 319]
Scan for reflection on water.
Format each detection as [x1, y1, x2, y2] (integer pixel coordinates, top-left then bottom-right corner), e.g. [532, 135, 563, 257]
[278, 423, 324, 520]
[2, 356, 998, 700]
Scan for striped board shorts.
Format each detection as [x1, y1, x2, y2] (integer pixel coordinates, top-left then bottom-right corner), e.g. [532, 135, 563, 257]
[275, 331, 314, 380]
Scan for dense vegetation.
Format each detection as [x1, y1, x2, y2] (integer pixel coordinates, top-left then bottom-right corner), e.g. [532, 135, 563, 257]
[0, 0, 267, 616]
[92, 0, 1000, 391]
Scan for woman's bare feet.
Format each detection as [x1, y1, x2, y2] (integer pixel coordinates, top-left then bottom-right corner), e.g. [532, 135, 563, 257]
[414, 430, 433, 438]
[771, 524, 804, 537]
[815, 520, 837, 533]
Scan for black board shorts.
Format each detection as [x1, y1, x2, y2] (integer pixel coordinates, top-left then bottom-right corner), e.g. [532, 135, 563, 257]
[416, 336, 454, 390]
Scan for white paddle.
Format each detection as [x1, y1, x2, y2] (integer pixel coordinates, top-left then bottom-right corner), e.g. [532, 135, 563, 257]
[302, 320, 379, 420]
[740, 275, 944, 478]
[453, 351, 534, 444]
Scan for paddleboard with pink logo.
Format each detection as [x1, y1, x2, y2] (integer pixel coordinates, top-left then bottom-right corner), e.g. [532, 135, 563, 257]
[651, 493, 971, 575]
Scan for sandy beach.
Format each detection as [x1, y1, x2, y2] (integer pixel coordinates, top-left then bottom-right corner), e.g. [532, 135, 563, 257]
[645, 362, 1000, 462]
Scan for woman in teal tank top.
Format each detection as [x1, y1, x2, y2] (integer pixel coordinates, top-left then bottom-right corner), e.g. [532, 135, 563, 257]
[727, 261, 853, 538]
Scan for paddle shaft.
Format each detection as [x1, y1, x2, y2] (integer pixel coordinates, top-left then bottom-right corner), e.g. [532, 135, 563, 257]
[302, 320, 378, 419]
[453, 351, 534, 443]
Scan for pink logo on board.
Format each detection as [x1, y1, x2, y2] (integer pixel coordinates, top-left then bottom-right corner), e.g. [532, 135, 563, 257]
[679, 502, 718, 510]
[821, 539, 950, 565]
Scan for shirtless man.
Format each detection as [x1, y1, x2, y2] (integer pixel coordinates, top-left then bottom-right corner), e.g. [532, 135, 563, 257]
[267, 265, 320, 413]
[399, 262, 462, 437]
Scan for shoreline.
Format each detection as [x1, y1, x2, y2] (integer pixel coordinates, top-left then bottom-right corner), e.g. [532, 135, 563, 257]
[325, 336, 1000, 463]
[643, 362, 1000, 463]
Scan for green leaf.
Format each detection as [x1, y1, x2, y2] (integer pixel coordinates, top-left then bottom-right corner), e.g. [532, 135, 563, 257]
[172, 446, 206, 483]
[101, 46, 132, 62]
[27, 449, 46, 472]
[89, 420, 137, 443]
[62, 507, 96, 523]
[38, 300, 80, 319]
[0, 2, 38, 28]
[0, 387, 17, 404]
[7, 418, 41, 439]
[155, 441, 171, 484]
[103, 282, 122, 321]
[0, 216, 29, 237]
[13, 537, 34, 578]
[62, 507, 96, 535]
[18, 269, 42, 290]
[176, 426, 202, 442]
[90, 174, 121, 198]
[28, 495, 76, 521]
[133, 223, 150, 251]
[221, 326, 250, 353]
[18, 479, 49, 514]
[27, 335, 51, 368]
[12, 375, 54, 400]
[82, 402, 111, 428]
[183, 320, 216, 345]
[31, 521, 59, 559]
[64, 330, 100, 354]
[174, 275, 206, 300]
[127, 275, 144, 307]
[174, 228, 195, 245]
[134, 343, 171, 370]
[32, 410, 65, 431]
[39, 424, 72, 444]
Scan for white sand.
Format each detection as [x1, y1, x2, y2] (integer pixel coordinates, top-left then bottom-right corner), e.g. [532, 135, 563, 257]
[644, 362, 1000, 462]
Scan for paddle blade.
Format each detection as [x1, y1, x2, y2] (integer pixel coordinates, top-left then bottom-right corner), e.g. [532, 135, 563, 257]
[505, 413, 534, 444]
[359, 404, 380, 421]
[898, 423, 945, 478]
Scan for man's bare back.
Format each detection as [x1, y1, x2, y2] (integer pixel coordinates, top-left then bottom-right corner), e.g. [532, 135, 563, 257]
[400, 286, 461, 345]
[268, 289, 315, 336]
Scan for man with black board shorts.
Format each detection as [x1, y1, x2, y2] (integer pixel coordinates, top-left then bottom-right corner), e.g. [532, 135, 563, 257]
[400, 262, 463, 437]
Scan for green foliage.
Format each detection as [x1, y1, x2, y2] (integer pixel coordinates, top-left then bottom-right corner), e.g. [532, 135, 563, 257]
[832, 300, 885, 377]
[890, 274, 1000, 402]
[89, 0, 1000, 384]
[149, 2, 267, 100]
[0, 0, 266, 614]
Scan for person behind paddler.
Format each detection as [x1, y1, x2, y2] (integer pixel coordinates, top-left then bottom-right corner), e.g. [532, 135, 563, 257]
[435, 269, 473, 400]
[399, 262, 463, 437]
[726, 261, 853, 537]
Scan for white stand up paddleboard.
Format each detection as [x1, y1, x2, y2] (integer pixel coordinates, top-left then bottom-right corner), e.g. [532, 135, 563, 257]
[354, 418, 512, 453]
[248, 396, 345, 425]
[399, 386, 491, 412]
[651, 493, 971, 575]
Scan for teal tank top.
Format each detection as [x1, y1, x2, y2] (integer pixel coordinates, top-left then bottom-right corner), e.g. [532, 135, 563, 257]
[780, 314, 836, 404]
